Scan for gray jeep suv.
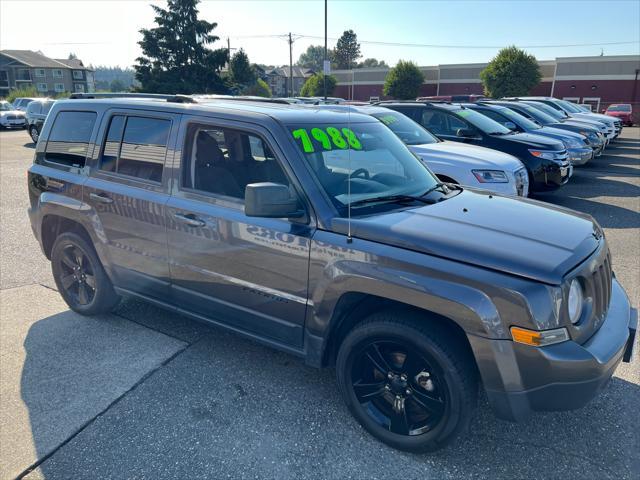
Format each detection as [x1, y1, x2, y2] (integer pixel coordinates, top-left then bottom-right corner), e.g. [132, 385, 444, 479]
[27, 94, 636, 452]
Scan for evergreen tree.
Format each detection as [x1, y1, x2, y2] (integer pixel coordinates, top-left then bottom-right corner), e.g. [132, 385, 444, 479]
[334, 30, 361, 70]
[134, 0, 228, 94]
[229, 49, 257, 86]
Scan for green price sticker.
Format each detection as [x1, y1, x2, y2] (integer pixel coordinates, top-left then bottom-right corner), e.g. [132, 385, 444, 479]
[457, 110, 472, 118]
[379, 115, 398, 126]
[292, 127, 362, 153]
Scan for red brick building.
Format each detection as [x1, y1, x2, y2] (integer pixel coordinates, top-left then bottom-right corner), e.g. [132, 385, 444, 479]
[333, 55, 640, 112]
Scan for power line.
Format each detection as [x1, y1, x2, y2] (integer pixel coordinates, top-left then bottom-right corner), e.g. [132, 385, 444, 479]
[296, 36, 640, 49]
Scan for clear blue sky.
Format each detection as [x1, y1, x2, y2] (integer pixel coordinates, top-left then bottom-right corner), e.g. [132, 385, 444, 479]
[1, 0, 639, 67]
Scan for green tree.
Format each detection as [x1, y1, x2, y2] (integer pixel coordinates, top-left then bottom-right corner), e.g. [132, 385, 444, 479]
[334, 30, 361, 69]
[356, 58, 388, 69]
[243, 78, 272, 97]
[134, 0, 228, 94]
[109, 79, 126, 92]
[229, 48, 257, 86]
[480, 46, 541, 98]
[300, 73, 337, 97]
[383, 60, 424, 99]
[296, 45, 335, 72]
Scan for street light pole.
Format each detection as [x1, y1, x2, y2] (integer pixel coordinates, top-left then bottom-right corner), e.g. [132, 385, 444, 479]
[323, 0, 327, 100]
[289, 32, 293, 98]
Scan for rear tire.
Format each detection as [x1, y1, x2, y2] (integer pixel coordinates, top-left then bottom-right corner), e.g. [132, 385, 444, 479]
[51, 232, 119, 315]
[336, 311, 478, 452]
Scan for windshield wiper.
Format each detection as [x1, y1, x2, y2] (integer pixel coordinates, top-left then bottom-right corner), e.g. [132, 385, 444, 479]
[349, 183, 454, 208]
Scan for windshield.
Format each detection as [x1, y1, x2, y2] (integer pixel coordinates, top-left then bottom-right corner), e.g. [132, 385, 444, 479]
[500, 107, 542, 130]
[523, 101, 566, 120]
[288, 122, 439, 213]
[607, 104, 631, 112]
[0, 102, 13, 111]
[454, 108, 511, 135]
[556, 99, 582, 113]
[372, 111, 439, 145]
[516, 104, 556, 125]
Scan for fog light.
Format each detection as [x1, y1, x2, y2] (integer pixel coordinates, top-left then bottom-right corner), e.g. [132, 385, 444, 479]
[568, 278, 584, 324]
[511, 327, 569, 346]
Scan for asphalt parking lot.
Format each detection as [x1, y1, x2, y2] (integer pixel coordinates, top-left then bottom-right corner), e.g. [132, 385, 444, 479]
[1, 127, 638, 480]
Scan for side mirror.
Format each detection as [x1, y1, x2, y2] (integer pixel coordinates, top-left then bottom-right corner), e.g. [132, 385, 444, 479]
[456, 128, 477, 138]
[503, 121, 517, 130]
[244, 182, 305, 218]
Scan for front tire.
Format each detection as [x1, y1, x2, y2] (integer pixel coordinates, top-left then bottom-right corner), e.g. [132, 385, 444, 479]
[51, 232, 119, 315]
[29, 125, 39, 143]
[336, 311, 478, 452]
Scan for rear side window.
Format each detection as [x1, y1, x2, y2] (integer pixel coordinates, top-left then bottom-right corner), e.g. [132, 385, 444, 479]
[99, 115, 170, 183]
[45, 111, 97, 167]
[27, 102, 42, 115]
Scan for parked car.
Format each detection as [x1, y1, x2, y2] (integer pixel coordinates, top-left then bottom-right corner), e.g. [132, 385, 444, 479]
[416, 95, 486, 102]
[25, 98, 54, 143]
[465, 102, 593, 166]
[382, 102, 571, 192]
[602, 104, 634, 126]
[484, 100, 606, 157]
[317, 104, 529, 196]
[517, 100, 612, 142]
[505, 97, 621, 141]
[11, 97, 39, 111]
[27, 94, 636, 453]
[0, 100, 26, 129]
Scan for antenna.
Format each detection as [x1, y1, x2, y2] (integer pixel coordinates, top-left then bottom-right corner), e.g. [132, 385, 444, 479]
[347, 100, 353, 243]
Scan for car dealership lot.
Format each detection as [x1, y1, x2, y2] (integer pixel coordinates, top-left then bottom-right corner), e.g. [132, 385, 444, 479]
[1, 128, 638, 479]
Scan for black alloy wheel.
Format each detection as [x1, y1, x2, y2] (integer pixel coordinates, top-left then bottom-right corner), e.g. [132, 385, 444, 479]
[57, 244, 97, 306]
[351, 340, 446, 436]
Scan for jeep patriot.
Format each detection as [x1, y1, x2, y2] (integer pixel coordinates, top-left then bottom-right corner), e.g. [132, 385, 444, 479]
[27, 94, 636, 452]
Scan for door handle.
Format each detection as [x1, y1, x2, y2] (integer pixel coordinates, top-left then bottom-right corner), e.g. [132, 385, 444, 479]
[89, 192, 113, 204]
[173, 213, 206, 227]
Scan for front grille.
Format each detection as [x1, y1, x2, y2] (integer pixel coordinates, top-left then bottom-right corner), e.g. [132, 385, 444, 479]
[6, 115, 23, 121]
[588, 250, 613, 326]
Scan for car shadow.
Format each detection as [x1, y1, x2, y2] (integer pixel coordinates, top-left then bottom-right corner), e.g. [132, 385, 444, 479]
[23, 142, 36, 148]
[17, 300, 640, 479]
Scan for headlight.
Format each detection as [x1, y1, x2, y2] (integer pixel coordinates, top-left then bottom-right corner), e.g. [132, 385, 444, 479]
[472, 170, 509, 183]
[529, 149, 557, 160]
[568, 279, 584, 324]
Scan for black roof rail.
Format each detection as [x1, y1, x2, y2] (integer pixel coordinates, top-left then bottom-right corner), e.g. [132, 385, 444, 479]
[193, 95, 292, 105]
[68, 92, 197, 103]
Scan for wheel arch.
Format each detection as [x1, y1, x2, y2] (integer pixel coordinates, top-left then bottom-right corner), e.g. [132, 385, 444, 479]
[319, 292, 477, 371]
[41, 214, 93, 259]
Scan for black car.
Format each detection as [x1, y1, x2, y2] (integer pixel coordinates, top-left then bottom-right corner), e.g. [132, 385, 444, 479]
[382, 102, 571, 192]
[463, 102, 593, 166]
[483, 100, 606, 157]
[25, 98, 54, 143]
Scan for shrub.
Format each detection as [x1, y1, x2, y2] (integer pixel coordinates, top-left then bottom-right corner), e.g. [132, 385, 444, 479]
[383, 61, 424, 99]
[300, 74, 337, 97]
[243, 78, 272, 98]
[5, 86, 40, 103]
[480, 46, 541, 98]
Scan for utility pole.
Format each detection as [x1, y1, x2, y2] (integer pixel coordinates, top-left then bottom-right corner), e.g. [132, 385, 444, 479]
[323, 0, 327, 100]
[289, 32, 293, 97]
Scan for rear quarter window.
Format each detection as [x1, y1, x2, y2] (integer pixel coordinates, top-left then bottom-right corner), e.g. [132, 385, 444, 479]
[44, 111, 97, 167]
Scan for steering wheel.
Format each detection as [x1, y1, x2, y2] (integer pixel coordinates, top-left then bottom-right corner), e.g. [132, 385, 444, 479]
[348, 168, 370, 180]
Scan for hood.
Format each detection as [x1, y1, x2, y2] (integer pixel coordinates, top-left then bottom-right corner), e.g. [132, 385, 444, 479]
[409, 141, 523, 171]
[569, 113, 613, 125]
[332, 189, 600, 284]
[498, 131, 565, 150]
[538, 126, 585, 141]
[0, 110, 24, 117]
[604, 111, 630, 119]
[559, 120, 600, 133]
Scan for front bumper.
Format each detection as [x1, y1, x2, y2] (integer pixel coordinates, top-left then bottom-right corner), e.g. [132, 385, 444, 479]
[469, 278, 636, 421]
[567, 147, 593, 166]
[0, 119, 26, 128]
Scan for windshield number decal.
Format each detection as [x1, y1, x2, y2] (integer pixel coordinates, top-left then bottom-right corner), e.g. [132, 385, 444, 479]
[378, 114, 398, 126]
[457, 110, 472, 118]
[292, 127, 362, 153]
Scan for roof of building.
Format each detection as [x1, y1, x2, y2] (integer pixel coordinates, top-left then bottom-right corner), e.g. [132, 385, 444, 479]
[0, 50, 91, 70]
[266, 66, 314, 78]
[55, 58, 93, 71]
